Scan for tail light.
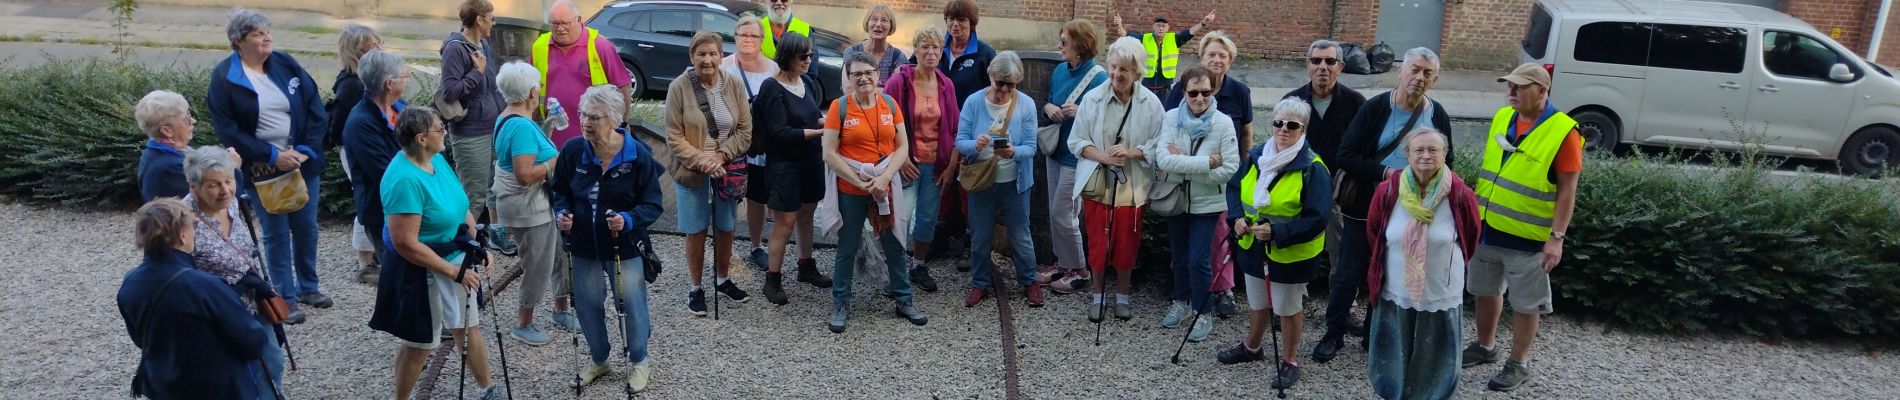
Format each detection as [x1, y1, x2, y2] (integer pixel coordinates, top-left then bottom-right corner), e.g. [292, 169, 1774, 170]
[1544, 63, 1556, 82]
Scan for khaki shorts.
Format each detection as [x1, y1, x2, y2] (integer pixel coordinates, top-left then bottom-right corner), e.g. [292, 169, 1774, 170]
[1465, 244, 1554, 315]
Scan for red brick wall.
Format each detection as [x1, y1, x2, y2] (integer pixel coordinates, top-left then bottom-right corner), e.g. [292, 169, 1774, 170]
[1442, 0, 1533, 71]
[1880, 3, 1900, 66]
[1781, 0, 1882, 55]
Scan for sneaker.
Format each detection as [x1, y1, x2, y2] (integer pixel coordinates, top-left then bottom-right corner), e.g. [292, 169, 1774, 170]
[489, 225, 519, 256]
[475, 384, 505, 400]
[1214, 292, 1240, 318]
[963, 288, 986, 308]
[1216, 343, 1267, 364]
[284, 303, 307, 325]
[1271, 362, 1303, 390]
[1161, 301, 1190, 328]
[628, 364, 652, 393]
[1487, 360, 1533, 392]
[1050, 270, 1089, 294]
[763, 272, 789, 305]
[895, 301, 928, 326]
[715, 280, 752, 302]
[1114, 301, 1133, 321]
[827, 303, 849, 333]
[747, 247, 769, 272]
[440, 327, 453, 340]
[1312, 330, 1346, 363]
[910, 265, 939, 293]
[796, 258, 832, 288]
[299, 291, 334, 309]
[1087, 301, 1105, 323]
[356, 263, 380, 284]
[551, 311, 582, 333]
[1024, 284, 1046, 307]
[687, 289, 708, 316]
[1462, 342, 1501, 368]
[510, 325, 552, 346]
[1188, 314, 1212, 342]
[571, 363, 611, 388]
[1034, 266, 1061, 284]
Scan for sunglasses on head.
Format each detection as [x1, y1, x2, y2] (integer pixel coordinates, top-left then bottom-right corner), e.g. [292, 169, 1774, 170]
[1186, 89, 1214, 98]
[1309, 57, 1340, 66]
[1271, 119, 1304, 130]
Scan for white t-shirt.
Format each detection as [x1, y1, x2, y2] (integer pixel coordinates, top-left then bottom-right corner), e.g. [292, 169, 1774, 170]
[1381, 199, 1465, 312]
[720, 55, 779, 101]
[245, 67, 293, 149]
[984, 97, 1016, 184]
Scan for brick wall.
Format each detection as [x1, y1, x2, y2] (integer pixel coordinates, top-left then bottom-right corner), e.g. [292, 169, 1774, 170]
[1781, 0, 1882, 54]
[1881, 3, 1900, 66]
[1442, 0, 1533, 71]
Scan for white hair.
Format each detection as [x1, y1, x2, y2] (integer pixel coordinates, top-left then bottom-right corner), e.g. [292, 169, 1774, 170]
[580, 85, 625, 125]
[987, 51, 1024, 83]
[1403, 47, 1441, 71]
[1106, 37, 1147, 78]
[225, 8, 270, 51]
[1272, 96, 1311, 126]
[545, 0, 582, 25]
[1308, 39, 1338, 57]
[183, 146, 237, 186]
[1404, 127, 1448, 152]
[357, 50, 406, 99]
[496, 61, 541, 105]
[135, 90, 190, 139]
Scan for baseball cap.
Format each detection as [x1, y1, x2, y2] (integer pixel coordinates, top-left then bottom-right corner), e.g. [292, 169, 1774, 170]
[1497, 63, 1550, 87]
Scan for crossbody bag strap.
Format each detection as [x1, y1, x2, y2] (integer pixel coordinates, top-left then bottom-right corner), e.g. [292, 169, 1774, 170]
[131, 268, 193, 397]
[1375, 99, 1428, 161]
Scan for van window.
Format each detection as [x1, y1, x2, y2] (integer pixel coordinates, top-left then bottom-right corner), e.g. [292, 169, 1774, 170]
[1648, 24, 1747, 73]
[1522, 4, 1553, 59]
[1763, 31, 1854, 81]
[1574, 22, 1651, 66]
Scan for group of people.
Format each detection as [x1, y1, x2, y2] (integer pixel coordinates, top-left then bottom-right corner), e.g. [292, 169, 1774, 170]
[119, 0, 1584, 398]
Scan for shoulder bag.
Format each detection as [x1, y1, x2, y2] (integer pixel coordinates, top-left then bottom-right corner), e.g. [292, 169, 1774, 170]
[1147, 135, 1206, 217]
[436, 39, 479, 122]
[1078, 100, 1135, 201]
[1038, 67, 1104, 156]
[1333, 101, 1423, 208]
[958, 95, 1016, 192]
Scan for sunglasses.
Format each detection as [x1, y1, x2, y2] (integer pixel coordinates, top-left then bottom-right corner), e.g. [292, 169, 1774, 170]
[1185, 89, 1214, 98]
[1271, 119, 1304, 130]
[1308, 57, 1340, 66]
[798, 52, 814, 61]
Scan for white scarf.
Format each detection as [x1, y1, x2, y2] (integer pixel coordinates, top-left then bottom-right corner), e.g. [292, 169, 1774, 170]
[1250, 137, 1308, 210]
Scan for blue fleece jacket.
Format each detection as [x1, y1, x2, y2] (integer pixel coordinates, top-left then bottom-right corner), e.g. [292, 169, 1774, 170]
[117, 249, 270, 399]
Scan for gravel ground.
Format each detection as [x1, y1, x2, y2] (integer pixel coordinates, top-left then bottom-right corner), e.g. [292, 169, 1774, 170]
[3, 202, 1896, 399]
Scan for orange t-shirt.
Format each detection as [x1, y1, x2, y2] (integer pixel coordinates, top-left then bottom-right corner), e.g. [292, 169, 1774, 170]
[826, 96, 906, 195]
[910, 85, 943, 163]
[1513, 118, 1584, 183]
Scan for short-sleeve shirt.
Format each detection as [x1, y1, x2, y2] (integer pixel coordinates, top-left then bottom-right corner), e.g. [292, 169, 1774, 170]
[1513, 119, 1585, 180]
[545, 34, 634, 148]
[381, 153, 470, 259]
[910, 84, 944, 163]
[494, 116, 558, 173]
[826, 96, 905, 195]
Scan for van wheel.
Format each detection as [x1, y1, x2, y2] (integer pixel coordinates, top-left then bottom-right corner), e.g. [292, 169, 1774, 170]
[1839, 126, 1898, 177]
[1571, 110, 1619, 154]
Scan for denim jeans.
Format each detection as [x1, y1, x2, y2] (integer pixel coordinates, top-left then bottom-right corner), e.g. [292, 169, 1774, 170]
[1326, 218, 1372, 331]
[572, 256, 650, 365]
[908, 163, 943, 244]
[254, 320, 283, 399]
[246, 167, 321, 303]
[967, 186, 1037, 289]
[833, 193, 913, 304]
[1169, 213, 1219, 314]
[674, 178, 738, 234]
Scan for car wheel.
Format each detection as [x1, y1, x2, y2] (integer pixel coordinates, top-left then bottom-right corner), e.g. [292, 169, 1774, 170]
[1839, 126, 1898, 177]
[625, 63, 646, 100]
[1571, 109, 1619, 154]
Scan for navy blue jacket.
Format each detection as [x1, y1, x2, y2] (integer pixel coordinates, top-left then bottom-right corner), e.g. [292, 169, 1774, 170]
[1226, 141, 1334, 284]
[324, 70, 364, 152]
[368, 230, 475, 344]
[117, 249, 270, 399]
[137, 140, 189, 202]
[936, 34, 997, 105]
[207, 52, 328, 187]
[341, 99, 405, 246]
[551, 130, 665, 261]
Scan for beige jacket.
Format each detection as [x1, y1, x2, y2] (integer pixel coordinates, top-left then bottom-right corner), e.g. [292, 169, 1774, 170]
[664, 69, 753, 186]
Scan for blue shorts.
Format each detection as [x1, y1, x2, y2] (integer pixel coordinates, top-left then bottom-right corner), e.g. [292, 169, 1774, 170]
[675, 179, 738, 234]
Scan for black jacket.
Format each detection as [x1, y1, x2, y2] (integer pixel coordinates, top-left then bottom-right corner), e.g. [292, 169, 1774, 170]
[1226, 141, 1334, 284]
[937, 35, 997, 106]
[137, 141, 188, 202]
[1335, 92, 1454, 219]
[118, 249, 270, 399]
[551, 130, 665, 261]
[1284, 82, 1367, 166]
[749, 75, 824, 163]
[324, 70, 363, 152]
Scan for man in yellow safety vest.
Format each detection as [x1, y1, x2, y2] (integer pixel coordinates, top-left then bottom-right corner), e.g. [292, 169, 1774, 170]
[758, 0, 811, 60]
[534, 0, 634, 147]
[1111, 12, 1215, 93]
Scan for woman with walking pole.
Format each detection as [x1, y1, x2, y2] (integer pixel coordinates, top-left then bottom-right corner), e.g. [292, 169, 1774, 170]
[119, 198, 278, 399]
[552, 85, 666, 394]
[1067, 37, 1163, 325]
[178, 144, 293, 396]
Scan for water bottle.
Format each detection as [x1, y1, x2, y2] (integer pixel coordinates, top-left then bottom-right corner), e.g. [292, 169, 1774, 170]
[545, 97, 571, 131]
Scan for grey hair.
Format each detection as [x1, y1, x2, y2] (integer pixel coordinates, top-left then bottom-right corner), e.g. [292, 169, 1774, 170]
[545, 0, 582, 25]
[580, 84, 626, 126]
[135, 90, 190, 139]
[225, 8, 271, 51]
[338, 24, 380, 74]
[1272, 96, 1312, 126]
[1403, 47, 1441, 71]
[1307, 39, 1339, 57]
[1403, 127, 1449, 151]
[987, 51, 1024, 84]
[357, 50, 406, 99]
[1106, 37, 1147, 78]
[183, 145, 238, 186]
[496, 61, 541, 105]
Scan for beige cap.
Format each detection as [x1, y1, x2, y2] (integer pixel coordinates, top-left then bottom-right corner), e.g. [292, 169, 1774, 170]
[1497, 63, 1550, 87]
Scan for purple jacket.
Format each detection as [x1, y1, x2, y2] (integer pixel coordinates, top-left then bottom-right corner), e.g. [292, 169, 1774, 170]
[884, 64, 960, 167]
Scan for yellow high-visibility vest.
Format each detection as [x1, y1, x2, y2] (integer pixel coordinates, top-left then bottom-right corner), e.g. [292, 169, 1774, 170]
[531, 28, 610, 92]
[759, 17, 811, 61]
[1236, 155, 1326, 264]
[1475, 106, 1579, 242]
[1141, 32, 1178, 79]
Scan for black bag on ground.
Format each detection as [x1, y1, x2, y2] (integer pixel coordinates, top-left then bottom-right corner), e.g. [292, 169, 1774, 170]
[1341, 43, 1373, 75]
[1368, 42, 1396, 74]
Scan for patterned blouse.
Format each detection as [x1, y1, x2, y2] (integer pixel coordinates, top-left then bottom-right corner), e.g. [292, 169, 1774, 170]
[184, 193, 270, 310]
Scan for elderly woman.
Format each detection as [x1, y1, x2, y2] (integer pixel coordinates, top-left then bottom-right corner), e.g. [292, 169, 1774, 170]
[327, 23, 384, 285]
[844, 5, 906, 82]
[940, 0, 996, 105]
[368, 107, 504, 399]
[207, 8, 332, 313]
[1150, 66, 1240, 343]
[137, 90, 198, 202]
[341, 50, 409, 292]
[723, 15, 780, 270]
[552, 85, 665, 393]
[955, 51, 1042, 308]
[1068, 37, 1164, 323]
[1035, 19, 1110, 295]
[883, 26, 959, 293]
[1365, 128, 1479, 400]
[181, 146, 288, 394]
[1165, 30, 1254, 319]
[442, 0, 516, 256]
[666, 31, 755, 316]
[491, 60, 574, 345]
[821, 52, 927, 333]
[751, 33, 833, 305]
[118, 198, 273, 399]
[1223, 97, 1334, 390]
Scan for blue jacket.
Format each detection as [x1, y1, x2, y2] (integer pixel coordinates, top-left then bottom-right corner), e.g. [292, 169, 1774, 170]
[117, 249, 270, 400]
[324, 70, 364, 151]
[955, 89, 1040, 193]
[137, 140, 189, 202]
[342, 98, 405, 243]
[551, 130, 666, 260]
[1225, 141, 1333, 283]
[937, 33, 997, 105]
[368, 230, 475, 344]
[207, 51, 327, 187]
[1043, 60, 1109, 167]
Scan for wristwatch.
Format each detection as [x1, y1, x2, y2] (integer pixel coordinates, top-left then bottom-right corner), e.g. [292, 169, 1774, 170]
[1550, 231, 1568, 241]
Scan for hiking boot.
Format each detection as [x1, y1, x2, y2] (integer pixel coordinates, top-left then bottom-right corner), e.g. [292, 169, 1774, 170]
[299, 291, 334, 309]
[1217, 343, 1267, 365]
[628, 364, 652, 393]
[356, 263, 380, 284]
[1487, 360, 1533, 392]
[1035, 266, 1061, 284]
[1024, 284, 1046, 308]
[1114, 301, 1133, 321]
[1271, 362, 1303, 390]
[1050, 270, 1089, 295]
[476, 384, 505, 400]
[896, 301, 929, 326]
[827, 302, 849, 333]
[1188, 315, 1213, 342]
[1463, 342, 1502, 368]
[687, 289, 708, 317]
[715, 280, 751, 302]
[1214, 292, 1240, 318]
[796, 258, 832, 288]
[1161, 301, 1190, 328]
[488, 225, 519, 256]
[551, 311, 582, 333]
[284, 303, 307, 325]
[763, 272, 789, 305]
[572, 363, 611, 388]
[1312, 330, 1346, 363]
[510, 325, 552, 346]
[910, 263, 939, 293]
[964, 288, 987, 308]
[747, 247, 769, 272]
[1088, 301, 1105, 323]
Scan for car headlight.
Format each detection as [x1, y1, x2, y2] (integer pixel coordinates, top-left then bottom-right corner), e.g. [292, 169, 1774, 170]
[817, 56, 843, 69]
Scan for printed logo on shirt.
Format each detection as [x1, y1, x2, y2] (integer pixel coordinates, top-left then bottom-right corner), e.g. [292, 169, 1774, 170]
[288, 77, 300, 95]
[961, 59, 975, 70]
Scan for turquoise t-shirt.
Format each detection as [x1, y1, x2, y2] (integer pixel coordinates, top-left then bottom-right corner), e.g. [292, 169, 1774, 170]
[493, 115, 557, 173]
[381, 153, 470, 259]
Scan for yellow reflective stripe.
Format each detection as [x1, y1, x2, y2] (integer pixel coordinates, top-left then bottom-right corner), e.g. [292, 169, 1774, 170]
[1476, 170, 1557, 202]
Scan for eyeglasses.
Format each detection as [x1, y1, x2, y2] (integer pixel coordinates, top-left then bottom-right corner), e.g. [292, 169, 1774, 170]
[426, 128, 448, 135]
[848, 70, 877, 79]
[737, 33, 763, 39]
[993, 81, 1018, 88]
[1308, 57, 1340, 66]
[769, 0, 789, 3]
[582, 113, 608, 125]
[798, 52, 814, 61]
[1409, 147, 1444, 156]
[1185, 89, 1214, 98]
[1271, 119, 1304, 130]
[550, 20, 579, 29]
[163, 116, 198, 128]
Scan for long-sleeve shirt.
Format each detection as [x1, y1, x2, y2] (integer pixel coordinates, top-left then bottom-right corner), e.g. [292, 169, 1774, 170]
[550, 130, 665, 261]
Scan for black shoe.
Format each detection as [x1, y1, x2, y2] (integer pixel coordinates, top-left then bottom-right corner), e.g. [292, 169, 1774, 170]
[1214, 292, 1240, 319]
[284, 303, 307, 325]
[1312, 331, 1345, 363]
[299, 291, 334, 309]
[715, 280, 751, 302]
[1271, 362, 1303, 389]
[1347, 321, 1369, 337]
[910, 265, 939, 293]
[796, 258, 832, 288]
[687, 289, 707, 317]
[747, 247, 769, 272]
[1216, 343, 1266, 365]
[763, 272, 789, 305]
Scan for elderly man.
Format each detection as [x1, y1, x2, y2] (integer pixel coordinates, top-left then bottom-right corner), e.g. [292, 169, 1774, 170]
[1109, 11, 1214, 94]
[1284, 39, 1366, 167]
[1322, 47, 1454, 364]
[534, 0, 634, 148]
[1463, 63, 1584, 392]
[758, 0, 811, 60]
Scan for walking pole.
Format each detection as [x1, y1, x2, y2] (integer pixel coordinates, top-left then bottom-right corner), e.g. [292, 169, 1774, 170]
[257, 359, 284, 400]
[1251, 226, 1286, 399]
[237, 193, 298, 372]
[566, 236, 586, 399]
[1092, 168, 1121, 346]
[602, 210, 634, 400]
[477, 228, 516, 400]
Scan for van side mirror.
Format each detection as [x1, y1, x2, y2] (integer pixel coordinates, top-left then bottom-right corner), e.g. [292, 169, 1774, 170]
[1828, 63, 1855, 82]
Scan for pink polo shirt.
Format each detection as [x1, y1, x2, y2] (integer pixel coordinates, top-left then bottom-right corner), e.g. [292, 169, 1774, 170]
[545, 34, 633, 147]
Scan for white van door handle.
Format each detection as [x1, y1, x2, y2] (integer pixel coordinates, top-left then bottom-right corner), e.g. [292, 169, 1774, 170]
[1718, 82, 1741, 90]
[1758, 85, 1780, 93]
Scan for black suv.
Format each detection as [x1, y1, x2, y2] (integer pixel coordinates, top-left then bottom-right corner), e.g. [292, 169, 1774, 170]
[588, 0, 849, 100]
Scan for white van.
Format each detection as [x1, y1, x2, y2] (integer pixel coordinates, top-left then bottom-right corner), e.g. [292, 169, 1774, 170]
[1519, 0, 1900, 175]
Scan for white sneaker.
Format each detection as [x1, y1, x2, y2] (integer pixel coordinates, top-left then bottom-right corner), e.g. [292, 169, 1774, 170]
[1160, 301, 1191, 328]
[628, 364, 652, 393]
[1188, 314, 1213, 342]
[572, 363, 611, 388]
